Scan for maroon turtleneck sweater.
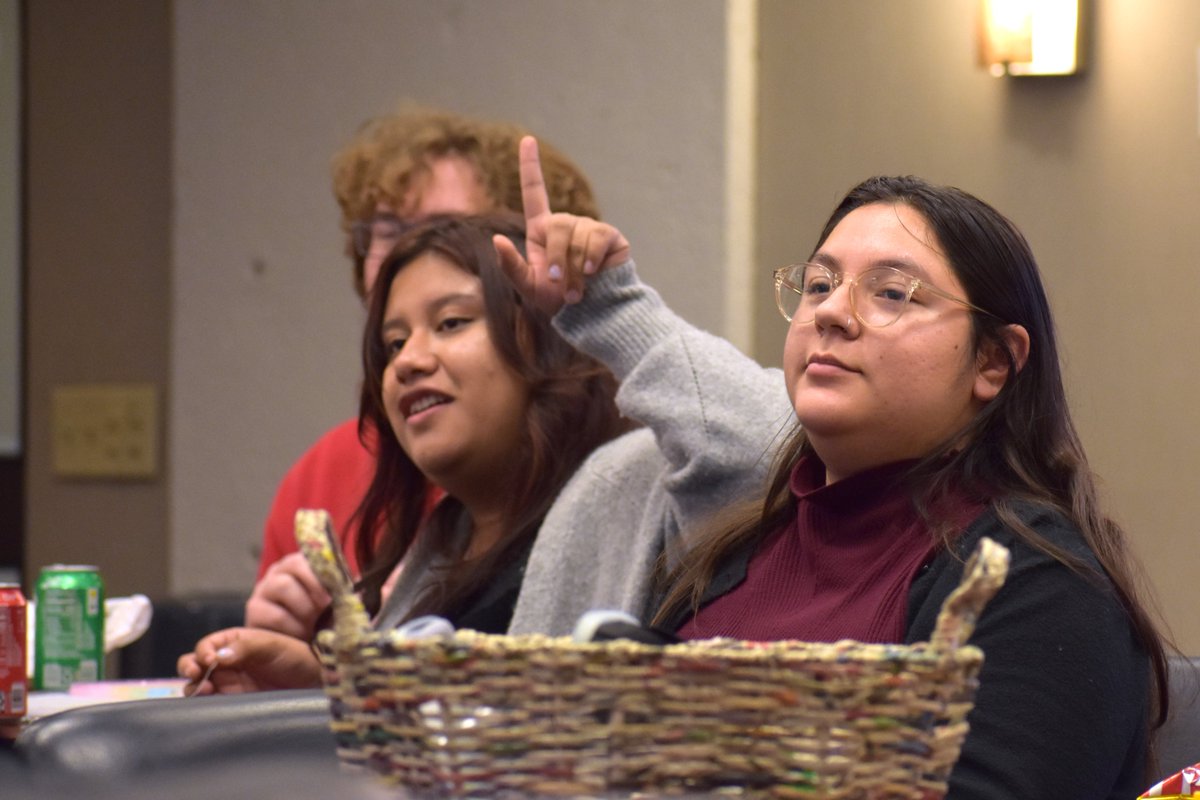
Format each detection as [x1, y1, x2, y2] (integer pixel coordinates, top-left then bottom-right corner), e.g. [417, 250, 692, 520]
[677, 455, 984, 644]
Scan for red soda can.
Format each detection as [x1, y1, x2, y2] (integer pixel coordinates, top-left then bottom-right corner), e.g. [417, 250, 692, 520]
[0, 583, 28, 721]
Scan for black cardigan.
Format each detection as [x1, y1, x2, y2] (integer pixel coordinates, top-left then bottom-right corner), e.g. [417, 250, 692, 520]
[665, 501, 1150, 800]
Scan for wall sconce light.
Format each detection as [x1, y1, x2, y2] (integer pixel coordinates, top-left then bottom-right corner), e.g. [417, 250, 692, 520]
[978, 0, 1084, 77]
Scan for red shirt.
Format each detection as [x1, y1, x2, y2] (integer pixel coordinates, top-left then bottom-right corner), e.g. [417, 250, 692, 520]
[257, 418, 375, 578]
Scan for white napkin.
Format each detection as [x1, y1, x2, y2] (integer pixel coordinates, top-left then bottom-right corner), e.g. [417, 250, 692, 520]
[104, 594, 153, 652]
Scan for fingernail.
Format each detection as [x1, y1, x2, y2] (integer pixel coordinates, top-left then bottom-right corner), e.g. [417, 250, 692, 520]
[216, 647, 235, 660]
[548, 264, 563, 281]
[565, 289, 582, 304]
[583, 260, 596, 275]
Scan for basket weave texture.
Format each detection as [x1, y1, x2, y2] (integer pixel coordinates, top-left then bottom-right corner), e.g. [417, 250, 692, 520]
[296, 509, 1009, 799]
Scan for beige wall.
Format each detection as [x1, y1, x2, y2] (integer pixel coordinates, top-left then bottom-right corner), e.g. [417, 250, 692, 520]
[167, 0, 728, 593]
[756, 0, 1200, 652]
[0, 0, 19, 458]
[24, 0, 171, 599]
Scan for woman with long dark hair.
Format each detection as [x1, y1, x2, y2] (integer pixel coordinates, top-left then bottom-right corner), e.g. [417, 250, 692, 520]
[179, 213, 632, 687]
[354, 213, 633, 630]
[498, 139, 1169, 800]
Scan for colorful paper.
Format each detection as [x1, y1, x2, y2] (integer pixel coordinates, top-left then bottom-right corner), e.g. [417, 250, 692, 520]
[1141, 764, 1200, 798]
[67, 678, 186, 700]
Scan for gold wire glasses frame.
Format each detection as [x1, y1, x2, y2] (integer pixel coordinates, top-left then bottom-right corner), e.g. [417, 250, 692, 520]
[773, 263, 994, 328]
[351, 213, 415, 258]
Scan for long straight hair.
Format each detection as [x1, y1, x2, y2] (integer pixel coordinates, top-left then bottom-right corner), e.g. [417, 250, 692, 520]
[353, 214, 632, 620]
[654, 176, 1169, 728]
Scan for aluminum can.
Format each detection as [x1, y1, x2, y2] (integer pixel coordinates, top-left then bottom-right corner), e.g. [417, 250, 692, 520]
[33, 565, 105, 690]
[0, 583, 27, 719]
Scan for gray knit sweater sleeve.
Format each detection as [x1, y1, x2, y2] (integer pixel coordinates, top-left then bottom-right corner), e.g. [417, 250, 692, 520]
[507, 261, 793, 635]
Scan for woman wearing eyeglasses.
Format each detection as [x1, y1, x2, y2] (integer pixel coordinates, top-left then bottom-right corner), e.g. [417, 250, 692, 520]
[499, 138, 1168, 800]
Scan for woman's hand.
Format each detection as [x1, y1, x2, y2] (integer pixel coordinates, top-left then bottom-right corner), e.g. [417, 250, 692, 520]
[494, 136, 630, 315]
[177, 627, 323, 696]
[244, 552, 332, 639]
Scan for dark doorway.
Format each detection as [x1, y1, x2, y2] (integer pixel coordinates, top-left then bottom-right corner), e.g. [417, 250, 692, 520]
[0, 457, 21, 581]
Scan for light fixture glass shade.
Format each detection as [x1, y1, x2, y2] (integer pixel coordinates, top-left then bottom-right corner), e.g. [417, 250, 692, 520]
[979, 0, 1082, 76]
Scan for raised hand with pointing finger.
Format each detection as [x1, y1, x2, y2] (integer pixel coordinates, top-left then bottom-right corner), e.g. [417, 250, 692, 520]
[494, 136, 630, 315]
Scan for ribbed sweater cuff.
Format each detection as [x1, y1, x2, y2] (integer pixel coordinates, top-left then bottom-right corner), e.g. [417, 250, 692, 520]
[552, 260, 681, 380]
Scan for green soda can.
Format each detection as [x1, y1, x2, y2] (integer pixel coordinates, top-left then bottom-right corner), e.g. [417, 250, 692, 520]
[33, 565, 105, 690]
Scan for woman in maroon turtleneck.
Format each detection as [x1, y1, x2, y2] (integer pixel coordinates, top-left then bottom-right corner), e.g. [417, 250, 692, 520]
[654, 176, 1169, 800]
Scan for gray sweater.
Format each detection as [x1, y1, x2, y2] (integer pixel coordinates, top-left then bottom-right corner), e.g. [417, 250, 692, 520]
[508, 261, 793, 634]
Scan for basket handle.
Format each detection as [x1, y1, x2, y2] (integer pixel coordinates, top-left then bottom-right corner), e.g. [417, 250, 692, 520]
[294, 508, 372, 639]
[929, 536, 1010, 651]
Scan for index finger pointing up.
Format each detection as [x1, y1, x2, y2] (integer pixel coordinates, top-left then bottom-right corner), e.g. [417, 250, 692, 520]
[519, 135, 551, 220]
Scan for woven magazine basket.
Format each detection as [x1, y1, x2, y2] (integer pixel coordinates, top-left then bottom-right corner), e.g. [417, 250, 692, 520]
[296, 509, 1009, 799]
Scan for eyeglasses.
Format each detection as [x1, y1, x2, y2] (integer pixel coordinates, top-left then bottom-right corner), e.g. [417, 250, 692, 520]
[773, 262, 993, 328]
[350, 213, 415, 259]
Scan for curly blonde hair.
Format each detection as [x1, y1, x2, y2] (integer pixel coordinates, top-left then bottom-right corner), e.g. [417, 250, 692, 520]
[332, 105, 600, 295]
